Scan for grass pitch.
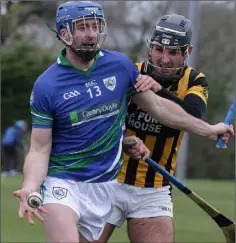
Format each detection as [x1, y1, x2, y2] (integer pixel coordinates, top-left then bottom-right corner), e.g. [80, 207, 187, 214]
[1, 176, 234, 242]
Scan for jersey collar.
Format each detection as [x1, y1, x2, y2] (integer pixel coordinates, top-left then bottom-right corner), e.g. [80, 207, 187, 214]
[57, 48, 104, 75]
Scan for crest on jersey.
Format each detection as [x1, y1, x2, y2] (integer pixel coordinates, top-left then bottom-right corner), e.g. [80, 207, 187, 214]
[52, 187, 68, 200]
[103, 76, 116, 91]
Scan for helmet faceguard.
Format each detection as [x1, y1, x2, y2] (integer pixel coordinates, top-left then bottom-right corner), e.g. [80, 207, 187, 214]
[56, 1, 107, 61]
[147, 14, 192, 82]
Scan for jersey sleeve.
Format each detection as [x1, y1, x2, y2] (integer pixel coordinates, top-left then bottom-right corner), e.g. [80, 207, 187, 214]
[120, 54, 139, 98]
[184, 72, 209, 119]
[186, 72, 209, 104]
[123, 55, 139, 86]
[30, 78, 54, 128]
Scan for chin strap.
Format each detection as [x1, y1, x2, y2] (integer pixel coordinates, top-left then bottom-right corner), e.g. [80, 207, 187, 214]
[143, 61, 178, 88]
[149, 62, 187, 86]
[70, 47, 99, 62]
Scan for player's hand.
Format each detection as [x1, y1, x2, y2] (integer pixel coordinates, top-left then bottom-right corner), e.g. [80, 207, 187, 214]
[220, 125, 233, 144]
[207, 123, 234, 141]
[135, 74, 162, 93]
[123, 135, 150, 160]
[13, 188, 46, 224]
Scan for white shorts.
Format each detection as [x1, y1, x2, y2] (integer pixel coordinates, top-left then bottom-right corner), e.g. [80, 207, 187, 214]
[41, 176, 116, 242]
[107, 180, 173, 227]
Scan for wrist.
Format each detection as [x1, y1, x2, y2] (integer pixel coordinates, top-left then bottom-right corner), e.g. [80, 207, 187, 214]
[205, 124, 215, 138]
[22, 182, 40, 193]
[194, 121, 213, 137]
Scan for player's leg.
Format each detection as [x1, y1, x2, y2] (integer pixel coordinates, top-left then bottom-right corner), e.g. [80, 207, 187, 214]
[94, 223, 116, 243]
[95, 181, 129, 243]
[9, 146, 20, 175]
[79, 233, 90, 243]
[76, 181, 119, 242]
[41, 177, 81, 242]
[43, 203, 80, 242]
[11, 146, 19, 171]
[1, 146, 9, 174]
[126, 185, 174, 243]
[128, 217, 174, 243]
[2, 146, 12, 174]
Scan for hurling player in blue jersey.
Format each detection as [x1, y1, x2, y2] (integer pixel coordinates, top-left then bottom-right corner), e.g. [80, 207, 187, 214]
[13, 1, 234, 243]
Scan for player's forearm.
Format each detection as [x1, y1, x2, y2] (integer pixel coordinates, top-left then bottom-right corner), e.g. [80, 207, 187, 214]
[153, 97, 211, 136]
[132, 90, 212, 136]
[22, 152, 49, 192]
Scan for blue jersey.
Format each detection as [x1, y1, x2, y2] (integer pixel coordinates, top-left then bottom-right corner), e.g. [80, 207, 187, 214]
[30, 49, 139, 182]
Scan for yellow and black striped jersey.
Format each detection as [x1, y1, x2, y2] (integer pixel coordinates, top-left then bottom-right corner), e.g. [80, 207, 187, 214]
[118, 61, 208, 188]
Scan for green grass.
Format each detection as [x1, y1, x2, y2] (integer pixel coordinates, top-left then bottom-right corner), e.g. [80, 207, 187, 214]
[1, 176, 235, 242]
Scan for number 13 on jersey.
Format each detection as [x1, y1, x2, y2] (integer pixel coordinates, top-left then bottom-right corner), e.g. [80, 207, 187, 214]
[87, 86, 102, 98]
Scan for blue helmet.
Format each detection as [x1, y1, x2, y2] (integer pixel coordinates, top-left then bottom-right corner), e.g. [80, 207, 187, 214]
[56, 1, 107, 61]
[56, 1, 105, 35]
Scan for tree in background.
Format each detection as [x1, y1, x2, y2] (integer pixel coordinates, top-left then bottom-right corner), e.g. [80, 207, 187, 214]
[1, 1, 58, 130]
[1, 42, 55, 130]
[1, 1, 59, 45]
